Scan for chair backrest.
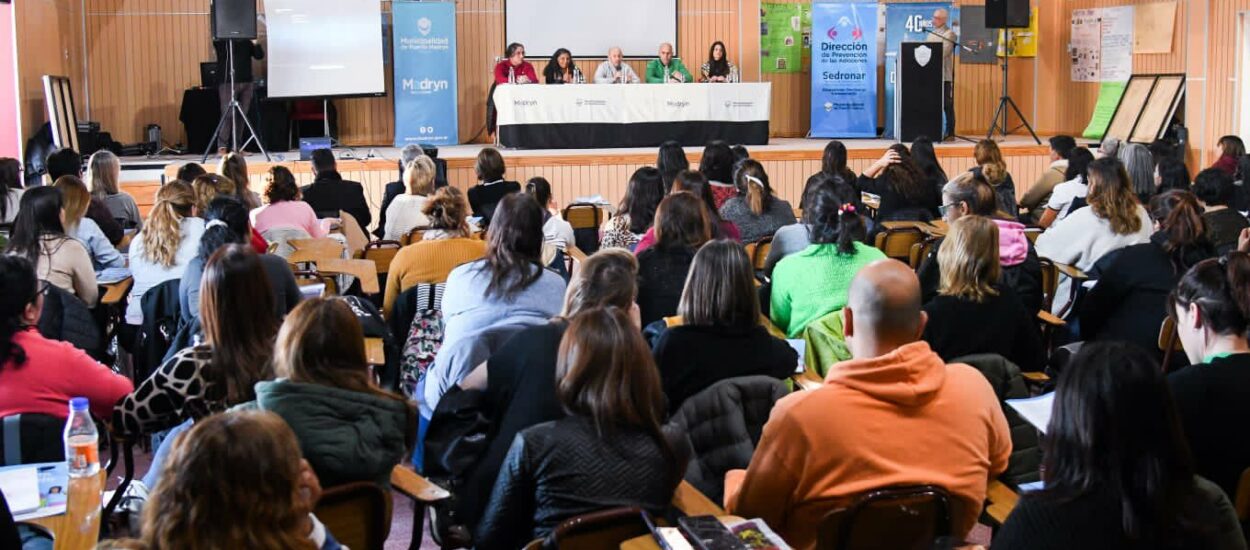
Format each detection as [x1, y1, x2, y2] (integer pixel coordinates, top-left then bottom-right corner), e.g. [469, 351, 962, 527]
[815, 485, 953, 550]
[1236, 467, 1250, 522]
[363, 241, 402, 274]
[288, 238, 346, 264]
[751, 237, 773, 271]
[550, 506, 654, 550]
[314, 481, 391, 550]
[400, 227, 427, 247]
[908, 236, 939, 270]
[1023, 227, 1042, 245]
[874, 224, 926, 261]
[261, 227, 314, 259]
[0, 414, 66, 466]
[563, 203, 604, 255]
[338, 210, 370, 258]
[1038, 258, 1059, 313]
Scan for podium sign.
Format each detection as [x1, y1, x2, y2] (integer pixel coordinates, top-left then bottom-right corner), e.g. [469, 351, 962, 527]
[897, 41, 944, 142]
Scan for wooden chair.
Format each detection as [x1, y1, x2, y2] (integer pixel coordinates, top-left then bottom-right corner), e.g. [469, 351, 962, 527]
[362, 241, 402, 275]
[390, 465, 451, 548]
[815, 485, 953, 550]
[874, 222, 928, 261]
[315, 482, 392, 550]
[751, 237, 773, 271]
[1236, 467, 1250, 522]
[316, 258, 382, 295]
[338, 210, 370, 259]
[548, 507, 655, 550]
[288, 238, 346, 265]
[400, 226, 428, 247]
[1158, 316, 1184, 370]
[985, 480, 1019, 525]
[566, 246, 588, 277]
[908, 236, 940, 270]
[1038, 258, 1060, 314]
[563, 203, 605, 254]
[672, 479, 727, 516]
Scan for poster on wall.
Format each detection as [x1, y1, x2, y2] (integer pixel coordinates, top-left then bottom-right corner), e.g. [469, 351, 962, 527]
[883, 2, 952, 138]
[1133, 1, 1177, 54]
[958, 6, 998, 65]
[761, 3, 806, 73]
[392, 1, 459, 146]
[810, 1, 879, 138]
[1070, 8, 1101, 82]
[1100, 5, 1134, 82]
[996, 8, 1038, 57]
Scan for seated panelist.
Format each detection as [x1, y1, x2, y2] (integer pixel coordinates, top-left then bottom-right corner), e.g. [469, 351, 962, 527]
[700, 40, 737, 83]
[594, 46, 640, 84]
[543, 48, 580, 84]
[494, 42, 537, 84]
[645, 42, 692, 83]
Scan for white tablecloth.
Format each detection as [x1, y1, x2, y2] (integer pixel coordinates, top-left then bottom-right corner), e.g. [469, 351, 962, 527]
[493, 82, 772, 126]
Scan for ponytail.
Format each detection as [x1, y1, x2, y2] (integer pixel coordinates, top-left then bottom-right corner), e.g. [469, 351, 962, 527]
[808, 178, 866, 255]
[1170, 252, 1250, 337]
[835, 203, 866, 255]
[980, 162, 1007, 185]
[1149, 191, 1208, 273]
[734, 160, 772, 215]
[142, 182, 196, 267]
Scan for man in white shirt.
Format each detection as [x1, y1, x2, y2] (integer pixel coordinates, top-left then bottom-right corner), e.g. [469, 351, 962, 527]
[594, 47, 640, 84]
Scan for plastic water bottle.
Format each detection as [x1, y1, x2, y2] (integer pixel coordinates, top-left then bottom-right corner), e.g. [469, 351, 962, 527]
[574, 66, 583, 84]
[730, 66, 739, 83]
[508, 66, 516, 85]
[664, 67, 671, 83]
[64, 398, 99, 478]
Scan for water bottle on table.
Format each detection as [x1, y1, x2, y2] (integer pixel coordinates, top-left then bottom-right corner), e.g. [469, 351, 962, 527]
[64, 397, 99, 478]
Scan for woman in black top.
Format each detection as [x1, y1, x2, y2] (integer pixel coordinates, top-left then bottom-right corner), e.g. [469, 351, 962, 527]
[467, 148, 521, 225]
[921, 216, 1043, 371]
[636, 192, 711, 326]
[1080, 191, 1214, 361]
[475, 307, 686, 549]
[856, 145, 939, 223]
[1156, 156, 1191, 193]
[910, 135, 948, 196]
[1168, 252, 1250, 505]
[650, 240, 797, 412]
[656, 141, 689, 194]
[542, 48, 578, 84]
[995, 342, 1244, 550]
[819, 140, 857, 187]
[1193, 168, 1250, 254]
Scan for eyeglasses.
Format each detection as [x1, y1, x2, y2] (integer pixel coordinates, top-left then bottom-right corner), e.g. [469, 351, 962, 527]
[938, 202, 959, 216]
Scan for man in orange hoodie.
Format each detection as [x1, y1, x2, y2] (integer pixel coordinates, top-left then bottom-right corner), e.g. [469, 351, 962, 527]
[724, 260, 1011, 549]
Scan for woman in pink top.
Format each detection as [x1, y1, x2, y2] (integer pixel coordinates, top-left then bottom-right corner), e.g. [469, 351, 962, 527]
[249, 165, 328, 239]
[0, 256, 133, 420]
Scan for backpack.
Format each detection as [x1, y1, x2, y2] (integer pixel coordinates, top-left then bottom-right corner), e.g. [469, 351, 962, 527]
[396, 283, 446, 400]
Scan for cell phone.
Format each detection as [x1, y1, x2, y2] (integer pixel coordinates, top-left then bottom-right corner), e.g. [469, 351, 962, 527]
[678, 515, 746, 550]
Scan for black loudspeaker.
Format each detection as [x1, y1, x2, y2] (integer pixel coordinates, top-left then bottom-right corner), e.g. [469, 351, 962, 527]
[212, 0, 257, 40]
[986, 0, 1030, 29]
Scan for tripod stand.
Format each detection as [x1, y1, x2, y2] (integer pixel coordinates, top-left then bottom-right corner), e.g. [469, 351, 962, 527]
[202, 39, 271, 162]
[986, 42, 1040, 144]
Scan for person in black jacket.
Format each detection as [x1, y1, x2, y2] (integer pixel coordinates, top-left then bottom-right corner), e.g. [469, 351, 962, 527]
[1193, 167, 1250, 254]
[1080, 190, 1214, 361]
[650, 240, 797, 412]
[921, 216, 1044, 372]
[300, 148, 371, 229]
[467, 147, 521, 226]
[636, 192, 711, 326]
[995, 342, 1244, 549]
[855, 145, 940, 223]
[374, 144, 423, 239]
[474, 306, 688, 549]
[919, 171, 1043, 314]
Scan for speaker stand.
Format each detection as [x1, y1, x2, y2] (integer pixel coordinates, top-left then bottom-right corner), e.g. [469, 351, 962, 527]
[986, 49, 1040, 145]
[203, 40, 271, 163]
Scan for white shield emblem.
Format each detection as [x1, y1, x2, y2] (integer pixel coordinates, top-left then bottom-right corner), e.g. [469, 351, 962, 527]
[417, 17, 432, 36]
[914, 45, 932, 67]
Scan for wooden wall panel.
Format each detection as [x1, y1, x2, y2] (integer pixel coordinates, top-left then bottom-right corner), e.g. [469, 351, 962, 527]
[14, 0, 84, 146]
[1198, 0, 1250, 166]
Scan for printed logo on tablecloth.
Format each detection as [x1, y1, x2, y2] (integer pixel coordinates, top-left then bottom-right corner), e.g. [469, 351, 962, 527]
[512, 99, 537, 107]
[723, 101, 756, 109]
[666, 100, 690, 109]
[575, 99, 608, 107]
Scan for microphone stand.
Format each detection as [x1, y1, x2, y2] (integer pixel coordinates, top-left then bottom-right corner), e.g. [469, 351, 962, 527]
[923, 29, 976, 144]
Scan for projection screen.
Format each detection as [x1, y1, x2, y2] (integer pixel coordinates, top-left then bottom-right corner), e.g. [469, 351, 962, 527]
[504, 0, 678, 59]
[265, 0, 386, 98]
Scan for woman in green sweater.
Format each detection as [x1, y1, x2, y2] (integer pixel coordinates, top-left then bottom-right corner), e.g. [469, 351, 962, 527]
[770, 181, 885, 338]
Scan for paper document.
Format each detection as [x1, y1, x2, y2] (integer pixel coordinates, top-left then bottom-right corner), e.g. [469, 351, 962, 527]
[786, 339, 806, 373]
[1006, 392, 1055, 434]
[0, 467, 40, 514]
[0, 462, 68, 520]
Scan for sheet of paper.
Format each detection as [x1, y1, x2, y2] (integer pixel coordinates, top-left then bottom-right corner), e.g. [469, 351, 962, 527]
[1006, 392, 1055, 434]
[1100, 6, 1134, 82]
[0, 467, 40, 514]
[1083, 81, 1127, 139]
[1133, 1, 1176, 54]
[1070, 9, 1101, 82]
[786, 339, 806, 374]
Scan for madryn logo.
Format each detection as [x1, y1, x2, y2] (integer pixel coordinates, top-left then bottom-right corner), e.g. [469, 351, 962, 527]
[417, 17, 432, 36]
[402, 78, 450, 93]
[513, 99, 538, 107]
[666, 100, 690, 108]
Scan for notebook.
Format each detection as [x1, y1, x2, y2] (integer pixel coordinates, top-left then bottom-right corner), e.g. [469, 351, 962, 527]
[1006, 393, 1055, 434]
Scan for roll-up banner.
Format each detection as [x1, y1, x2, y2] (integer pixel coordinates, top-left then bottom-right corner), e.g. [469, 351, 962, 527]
[810, 2, 878, 138]
[393, 1, 459, 146]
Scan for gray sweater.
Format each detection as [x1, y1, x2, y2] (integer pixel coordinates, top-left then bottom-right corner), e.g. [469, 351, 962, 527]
[719, 197, 796, 244]
[763, 223, 811, 274]
[179, 252, 303, 324]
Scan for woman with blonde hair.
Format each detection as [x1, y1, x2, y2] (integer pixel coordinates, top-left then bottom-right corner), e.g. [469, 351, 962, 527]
[974, 139, 1018, 218]
[718, 160, 795, 243]
[87, 150, 142, 230]
[382, 186, 487, 316]
[53, 175, 124, 272]
[383, 155, 436, 241]
[136, 411, 341, 549]
[124, 181, 205, 326]
[921, 215, 1043, 371]
[218, 152, 262, 209]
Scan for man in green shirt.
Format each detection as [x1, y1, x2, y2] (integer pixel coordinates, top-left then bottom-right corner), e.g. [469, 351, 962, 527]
[645, 42, 693, 83]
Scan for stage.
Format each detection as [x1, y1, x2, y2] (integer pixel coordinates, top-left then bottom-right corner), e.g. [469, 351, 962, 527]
[118, 136, 1056, 224]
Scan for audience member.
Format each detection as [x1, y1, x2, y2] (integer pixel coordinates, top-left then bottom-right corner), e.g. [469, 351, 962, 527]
[382, 187, 487, 317]
[181, 197, 301, 327]
[53, 175, 125, 273]
[250, 166, 328, 239]
[133, 411, 341, 549]
[1148, 139, 1178, 166]
[1120, 142, 1157, 204]
[651, 240, 797, 410]
[376, 145, 425, 239]
[1036, 158, 1152, 314]
[524, 177, 575, 251]
[974, 139, 1019, 218]
[467, 147, 521, 225]
[301, 149, 370, 228]
[493, 42, 537, 84]
[921, 216, 1043, 371]
[995, 342, 1244, 549]
[909, 136, 948, 196]
[1234, 154, 1250, 211]
[763, 173, 845, 273]
[1020, 135, 1076, 222]
[646, 42, 693, 83]
[601, 167, 663, 250]
[635, 171, 740, 253]
[1080, 191, 1213, 358]
[174, 162, 207, 185]
[0, 255, 132, 420]
[1168, 252, 1250, 503]
[0, 158, 21, 224]
[125, 182, 205, 325]
[383, 155, 436, 241]
[1211, 135, 1245, 176]
[656, 140, 690, 193]
[218, 152, 262, 209]
[919, 171, 1043, 314]
[4, 187, 98, 304]
[1192, 167, 1250, 254]
[423, 194, 566, 416]
[730, 144, 750, 165]
[243, 298, 414, 488]
[1096, 137, 1122, 159]
[1038, 147, 1095, 228]
[474, 306, 685, 548]
[542, 48, 579, 84]
[700, 41, 736, 82]
[88, 150, 141, 230]
[190, 173, 235, 215]
[699, 141, 738, 208]
[857, 145, 939, 222]
[636, 192, 712, 326]
[770, 182, 885, 337]
[46, 148, 123, 245]
[719, 159, 795, 243]
[1156, 156, 1192, 193]
[456, 248, 639, 528]
[726, 260, 1010, 548]
[819, 140, 858, 187]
